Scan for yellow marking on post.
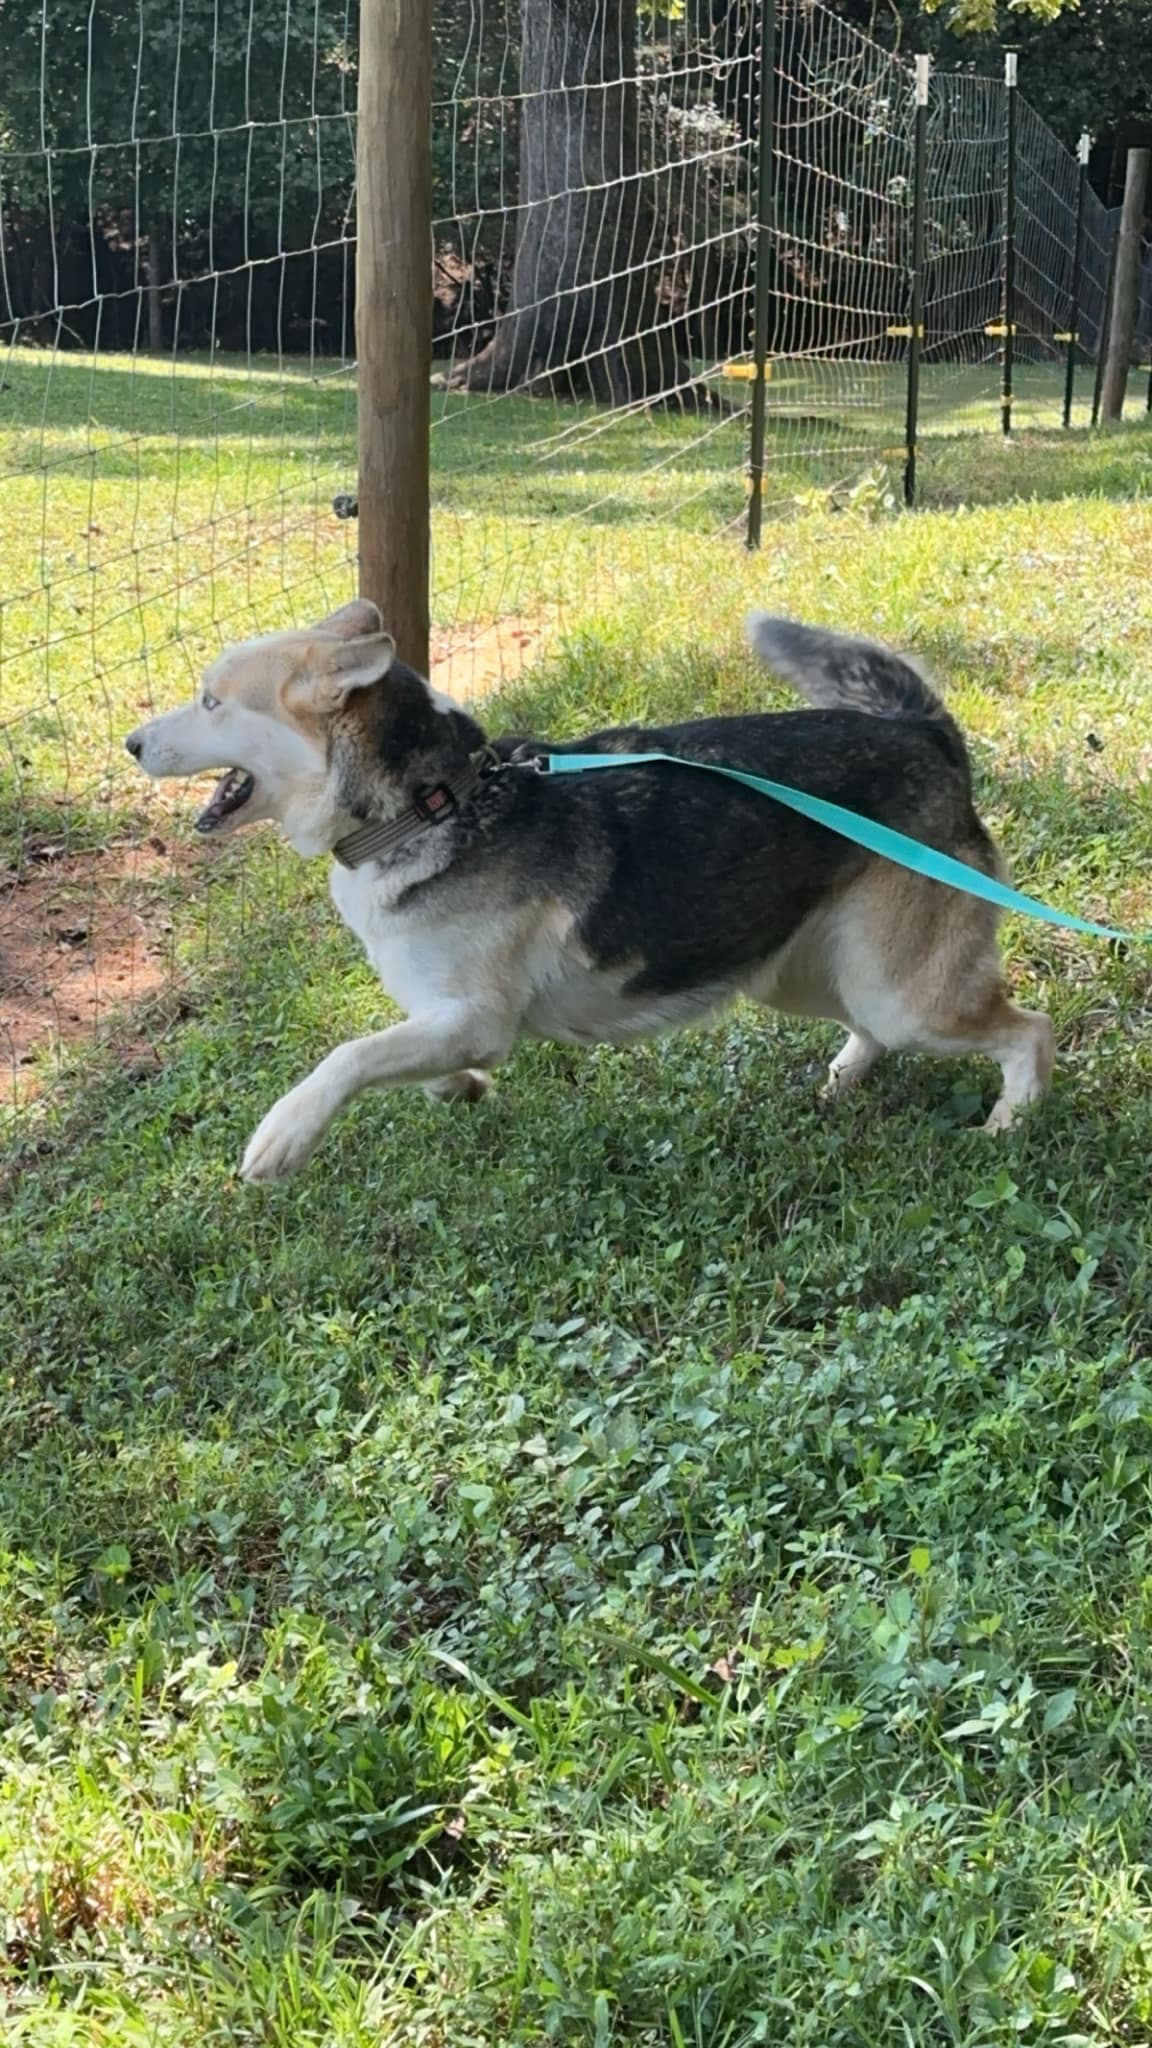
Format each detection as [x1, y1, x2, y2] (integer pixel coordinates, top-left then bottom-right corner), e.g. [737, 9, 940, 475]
[886, 324, 924, 338]
[722, 361, 772, 381]
[984, 323, 1018, 336]
[1053, 331, 1078, 343]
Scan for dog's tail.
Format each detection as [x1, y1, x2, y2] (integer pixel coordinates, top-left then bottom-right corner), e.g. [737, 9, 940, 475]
[746, 612, 954, 730]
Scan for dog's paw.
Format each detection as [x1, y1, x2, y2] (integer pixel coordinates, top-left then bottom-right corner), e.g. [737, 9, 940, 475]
[423, 1068, 491, 1105]
[822, 1032, 883, 1101]
[820, 1069, 855, 1102]
[241, 1086, 334, 1182]
[981, 1097, 1018, 1135]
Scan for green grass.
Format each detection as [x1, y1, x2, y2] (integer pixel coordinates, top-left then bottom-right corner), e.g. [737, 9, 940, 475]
[5, 346, 1152, 2042]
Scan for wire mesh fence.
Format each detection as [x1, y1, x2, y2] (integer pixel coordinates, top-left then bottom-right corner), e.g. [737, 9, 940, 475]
[918, 74, 1003, 429]
[428, 0, 758, 636]
[2, 0, 1151, 1123]
[1012, 98, 1122, 408]
[1, 0, 363, 1111]
[761, 0, 915, 500]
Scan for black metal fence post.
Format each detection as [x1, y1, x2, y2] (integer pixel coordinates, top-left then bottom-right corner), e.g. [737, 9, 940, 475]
[1001, 49, 1018, 436]
[746, 0, 777, 550]
[1061, 131, 1091, 428]
[903, 54, 930, 508]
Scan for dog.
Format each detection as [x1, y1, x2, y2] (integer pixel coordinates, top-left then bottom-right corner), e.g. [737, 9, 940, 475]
[124, 601, 1053, 1181]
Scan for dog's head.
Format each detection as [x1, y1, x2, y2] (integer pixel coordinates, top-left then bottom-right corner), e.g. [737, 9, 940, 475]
[124, 601, 480, 856]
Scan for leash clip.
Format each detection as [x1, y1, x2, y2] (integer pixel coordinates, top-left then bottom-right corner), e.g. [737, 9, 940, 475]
[508, 746, 551, 774]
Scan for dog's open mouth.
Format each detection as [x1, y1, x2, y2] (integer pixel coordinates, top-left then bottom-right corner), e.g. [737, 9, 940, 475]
[195, 768, 256, 834]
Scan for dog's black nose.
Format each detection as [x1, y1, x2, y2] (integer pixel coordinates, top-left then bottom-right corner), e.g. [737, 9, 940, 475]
[124, 732, 143, 759]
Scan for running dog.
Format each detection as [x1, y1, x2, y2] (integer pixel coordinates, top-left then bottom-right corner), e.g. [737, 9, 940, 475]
[124, 603, 1052, 1180]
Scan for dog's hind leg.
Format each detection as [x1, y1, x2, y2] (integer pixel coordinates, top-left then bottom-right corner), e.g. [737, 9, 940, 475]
[976, 1002, 1054, 1132]
[828, 869, 1054, 1130]
[841, 986, 1053, 1132]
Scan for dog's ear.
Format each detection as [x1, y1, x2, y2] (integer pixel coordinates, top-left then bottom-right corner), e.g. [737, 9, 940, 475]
[309, 598, 384, 641]
[283, 630, 396, 717]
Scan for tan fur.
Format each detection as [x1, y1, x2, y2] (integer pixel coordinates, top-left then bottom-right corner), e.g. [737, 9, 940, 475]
[127, 602, 401, 859]
[748, 863, 1052, 1130]
[208, 602, 395, 726]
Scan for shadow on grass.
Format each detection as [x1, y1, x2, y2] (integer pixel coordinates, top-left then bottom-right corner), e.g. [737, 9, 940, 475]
[7, 348, 1148, 527]
[0, 348, 356, 457]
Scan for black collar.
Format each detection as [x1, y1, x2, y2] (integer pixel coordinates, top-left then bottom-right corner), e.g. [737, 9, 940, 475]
[332, 748, 497, 871]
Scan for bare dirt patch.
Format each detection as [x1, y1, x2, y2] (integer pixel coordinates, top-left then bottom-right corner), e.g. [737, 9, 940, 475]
[1, 836, 192, 1095]
[430, 612, 553, 700]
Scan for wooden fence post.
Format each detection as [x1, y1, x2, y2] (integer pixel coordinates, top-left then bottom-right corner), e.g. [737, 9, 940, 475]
[356, 0, 433, 671]
[1099, 146, 1151, 421]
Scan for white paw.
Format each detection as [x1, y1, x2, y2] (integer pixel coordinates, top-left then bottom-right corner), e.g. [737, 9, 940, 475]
[423, 1068, 492, 1104]
[821, 1061, 875, 1101]
[820, 1033, 882, 1102]
[821, 1069, 853, 1102]
[981, 1098, 1017, 1134]
[241, 1085, 335, 1182]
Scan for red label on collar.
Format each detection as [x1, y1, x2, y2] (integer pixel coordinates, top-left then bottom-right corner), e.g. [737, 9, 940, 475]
[414, 783, 456, 823]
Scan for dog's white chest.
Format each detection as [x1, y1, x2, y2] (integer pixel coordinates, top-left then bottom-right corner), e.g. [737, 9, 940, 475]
[330, 856, 735, 1048]
[329, 857, 459, 1012]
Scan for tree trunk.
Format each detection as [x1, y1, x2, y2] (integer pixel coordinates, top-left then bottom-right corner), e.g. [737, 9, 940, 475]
[442, 0, 709, 407]
[1099, 148, 1150, 420]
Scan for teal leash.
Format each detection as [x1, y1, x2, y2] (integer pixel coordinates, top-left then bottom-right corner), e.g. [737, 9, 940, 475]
[543, 751, 1145, 948]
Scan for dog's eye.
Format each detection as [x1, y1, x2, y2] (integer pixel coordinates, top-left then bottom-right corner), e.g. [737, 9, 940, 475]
[201, 692, 220, 710]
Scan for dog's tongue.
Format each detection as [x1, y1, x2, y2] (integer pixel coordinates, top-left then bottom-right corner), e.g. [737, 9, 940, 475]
[195, 768, 254, 834]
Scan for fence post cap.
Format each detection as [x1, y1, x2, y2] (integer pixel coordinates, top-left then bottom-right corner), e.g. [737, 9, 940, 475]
[1078, 131, 1092, 164]
[914, 54, 931, 105]
[1004, 50, 1019, 86]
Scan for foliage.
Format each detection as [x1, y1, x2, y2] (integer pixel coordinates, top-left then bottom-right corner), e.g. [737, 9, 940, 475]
[0, 0, 358, 225]
[925, 0, 1071, 28]
[859, 0, 1152, 155]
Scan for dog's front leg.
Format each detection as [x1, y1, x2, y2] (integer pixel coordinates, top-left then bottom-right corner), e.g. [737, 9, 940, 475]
[240, 1005, 514, 1183]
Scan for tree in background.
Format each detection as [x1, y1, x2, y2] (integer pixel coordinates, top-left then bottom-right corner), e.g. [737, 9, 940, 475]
[438, 0, 728, 405]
